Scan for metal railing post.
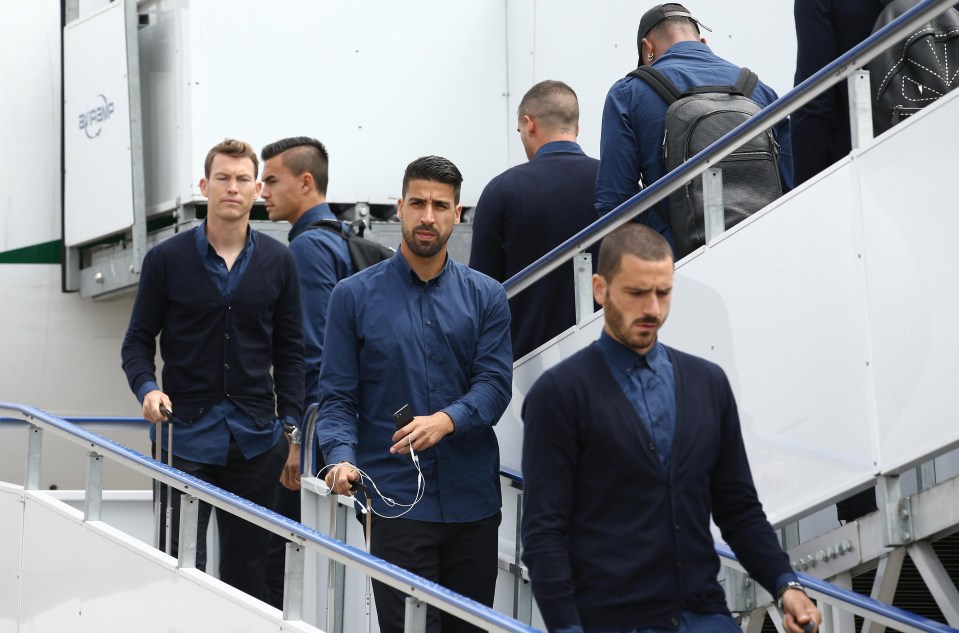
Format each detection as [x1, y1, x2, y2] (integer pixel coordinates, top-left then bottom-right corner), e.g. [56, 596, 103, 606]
[85, 451, 103, 521]
[25, 424, 42, 490]
[326, 495, 347, 633]
[703, 167, 725, 245]
[848, 70, 875, 150]
[283, 542, 305, 621]
[404, 596, 427, 633]
[574, 253, 594, 325]
[178, 494, 199, 568]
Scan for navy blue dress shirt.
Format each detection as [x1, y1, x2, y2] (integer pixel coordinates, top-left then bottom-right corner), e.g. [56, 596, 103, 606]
[318, 250, 513, 521]
[596, 332, 676, 469]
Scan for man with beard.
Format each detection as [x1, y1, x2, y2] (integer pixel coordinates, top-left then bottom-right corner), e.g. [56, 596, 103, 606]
[520, 224, 821, 633]
[318, 156, 512, 633]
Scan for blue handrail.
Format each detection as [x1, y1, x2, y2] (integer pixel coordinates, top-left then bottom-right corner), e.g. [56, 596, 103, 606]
[502, 0, 958, 299]
[714, 544, 957, 633]
[0, 402, 538, 633]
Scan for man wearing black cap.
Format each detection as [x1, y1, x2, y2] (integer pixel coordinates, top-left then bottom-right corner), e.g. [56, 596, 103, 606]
[595, 3, 793, 256]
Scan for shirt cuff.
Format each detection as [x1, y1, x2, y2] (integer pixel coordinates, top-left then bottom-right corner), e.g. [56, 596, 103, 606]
[279, 414, 298, 430]
[775, 571, 801, 596]
[136, 381, 160, 404]
[325, 447, 356, 468]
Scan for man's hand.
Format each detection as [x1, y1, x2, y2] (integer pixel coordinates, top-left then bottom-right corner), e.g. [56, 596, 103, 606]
[280, 441, 301, 491]
[324, 461, 361, 495]
[782, 588, 821, 633]
[142, 390, 173, 424]
[391, 412, 455, 455]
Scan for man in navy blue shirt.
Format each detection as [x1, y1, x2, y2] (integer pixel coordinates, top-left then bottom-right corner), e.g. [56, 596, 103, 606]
[521, 224, 820, 633]
[470, 80, 600, 359]
[121, 139, 304, 600]
[595, 3, 792, 255]
[319, 156, 512, 633]
[260, 136, 353, 607]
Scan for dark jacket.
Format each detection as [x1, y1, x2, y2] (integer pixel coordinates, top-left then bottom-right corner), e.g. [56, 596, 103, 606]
[469, 141, 599, 359]
[121, 229, 304, 425]
[521, 342, 792, 632]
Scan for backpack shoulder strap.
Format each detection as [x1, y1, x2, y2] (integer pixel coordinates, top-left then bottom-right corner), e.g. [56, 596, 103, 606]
[628, 65, 682, 105]
[732, 67, 760, 98]
[308, 218, 351, 240]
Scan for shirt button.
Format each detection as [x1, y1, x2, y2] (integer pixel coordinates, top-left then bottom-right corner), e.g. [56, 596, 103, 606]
[224, 332, 230, 339]
[224, 363, 230, 370]
[426, 320, 432, 325]
[670, 617, 680, 627]
[648, 442, 656, 450]
[674, 523, 680, 531]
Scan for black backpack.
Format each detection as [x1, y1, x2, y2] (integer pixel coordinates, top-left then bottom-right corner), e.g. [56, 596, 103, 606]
[308, 219, 394, 271]
[629, 65, 783, 258]
[865, 0, 959, 134]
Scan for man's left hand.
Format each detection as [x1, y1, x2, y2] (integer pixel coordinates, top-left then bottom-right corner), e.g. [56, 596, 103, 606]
[391, 412, 455, 455]
[280, 441, 301, 491]
[782, 589, 821, 633]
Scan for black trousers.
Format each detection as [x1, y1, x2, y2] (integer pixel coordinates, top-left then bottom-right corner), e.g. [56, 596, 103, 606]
[155, 435, 287, 600]
[366, 512, 501, 633]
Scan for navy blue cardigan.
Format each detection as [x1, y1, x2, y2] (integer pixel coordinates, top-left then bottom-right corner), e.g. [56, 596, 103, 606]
[121, 229, 304, 425]
[521, 342, 792, 632]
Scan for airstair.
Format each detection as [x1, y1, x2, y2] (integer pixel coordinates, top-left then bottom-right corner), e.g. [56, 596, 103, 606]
[4, 1, 959, 630]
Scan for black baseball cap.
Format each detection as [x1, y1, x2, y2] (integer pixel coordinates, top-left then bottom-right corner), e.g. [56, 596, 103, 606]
[638, 3, 712, 41]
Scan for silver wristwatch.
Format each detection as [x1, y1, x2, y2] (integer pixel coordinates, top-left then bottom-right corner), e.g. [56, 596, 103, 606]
[777, 580, 808, 609]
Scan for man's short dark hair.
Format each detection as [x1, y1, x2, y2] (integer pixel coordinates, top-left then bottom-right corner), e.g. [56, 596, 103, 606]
[261, 136, 330, 195]
[517, 80, 580, 130]
[402, 156, 463, 205]
[597, 224, 673, 279]
[646, 3, 702, 40]
[204, 138, 258, 178]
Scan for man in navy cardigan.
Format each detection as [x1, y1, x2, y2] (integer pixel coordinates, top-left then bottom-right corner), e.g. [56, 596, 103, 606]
[520, 224, 820, 633]
[121, 139, 304, 600]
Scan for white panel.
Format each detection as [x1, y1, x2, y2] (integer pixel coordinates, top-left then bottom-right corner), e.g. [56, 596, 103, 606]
[858, 89, 959, 474]
[18, 492, 313, 633]
[0, 485, 23, 633]
[64, 1, 136, 246]
[667, 168, 877, 524]
[0, 0, 62, 252]
[0, 266, 137, 418]
[171, 0, 507, 208]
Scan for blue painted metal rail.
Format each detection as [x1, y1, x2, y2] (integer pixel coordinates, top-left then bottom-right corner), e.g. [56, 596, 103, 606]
[0, 401, 538, 633]
[502, 0, 958, 299]
[714, 544, 957, 633]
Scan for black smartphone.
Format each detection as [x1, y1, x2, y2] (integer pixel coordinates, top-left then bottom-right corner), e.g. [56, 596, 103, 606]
[393, 404, 413, 431]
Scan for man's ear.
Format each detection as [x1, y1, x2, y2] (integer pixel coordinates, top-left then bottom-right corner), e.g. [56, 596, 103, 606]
[396, 198, 404, 221]
[592, 273, 607, 306]
[199, 178, 209, 198]
[453, 204, 463, 225]
[302, 172, 314, 193]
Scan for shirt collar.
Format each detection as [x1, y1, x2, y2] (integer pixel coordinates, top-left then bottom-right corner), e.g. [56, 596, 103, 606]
[534, 140, 586, 159]
[194, 218, 255, 258]
[656, 39, 712, 61]
[392, 246, 453, 286]
[596, 329, 666, 374]
[288, 203, 337, 242]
